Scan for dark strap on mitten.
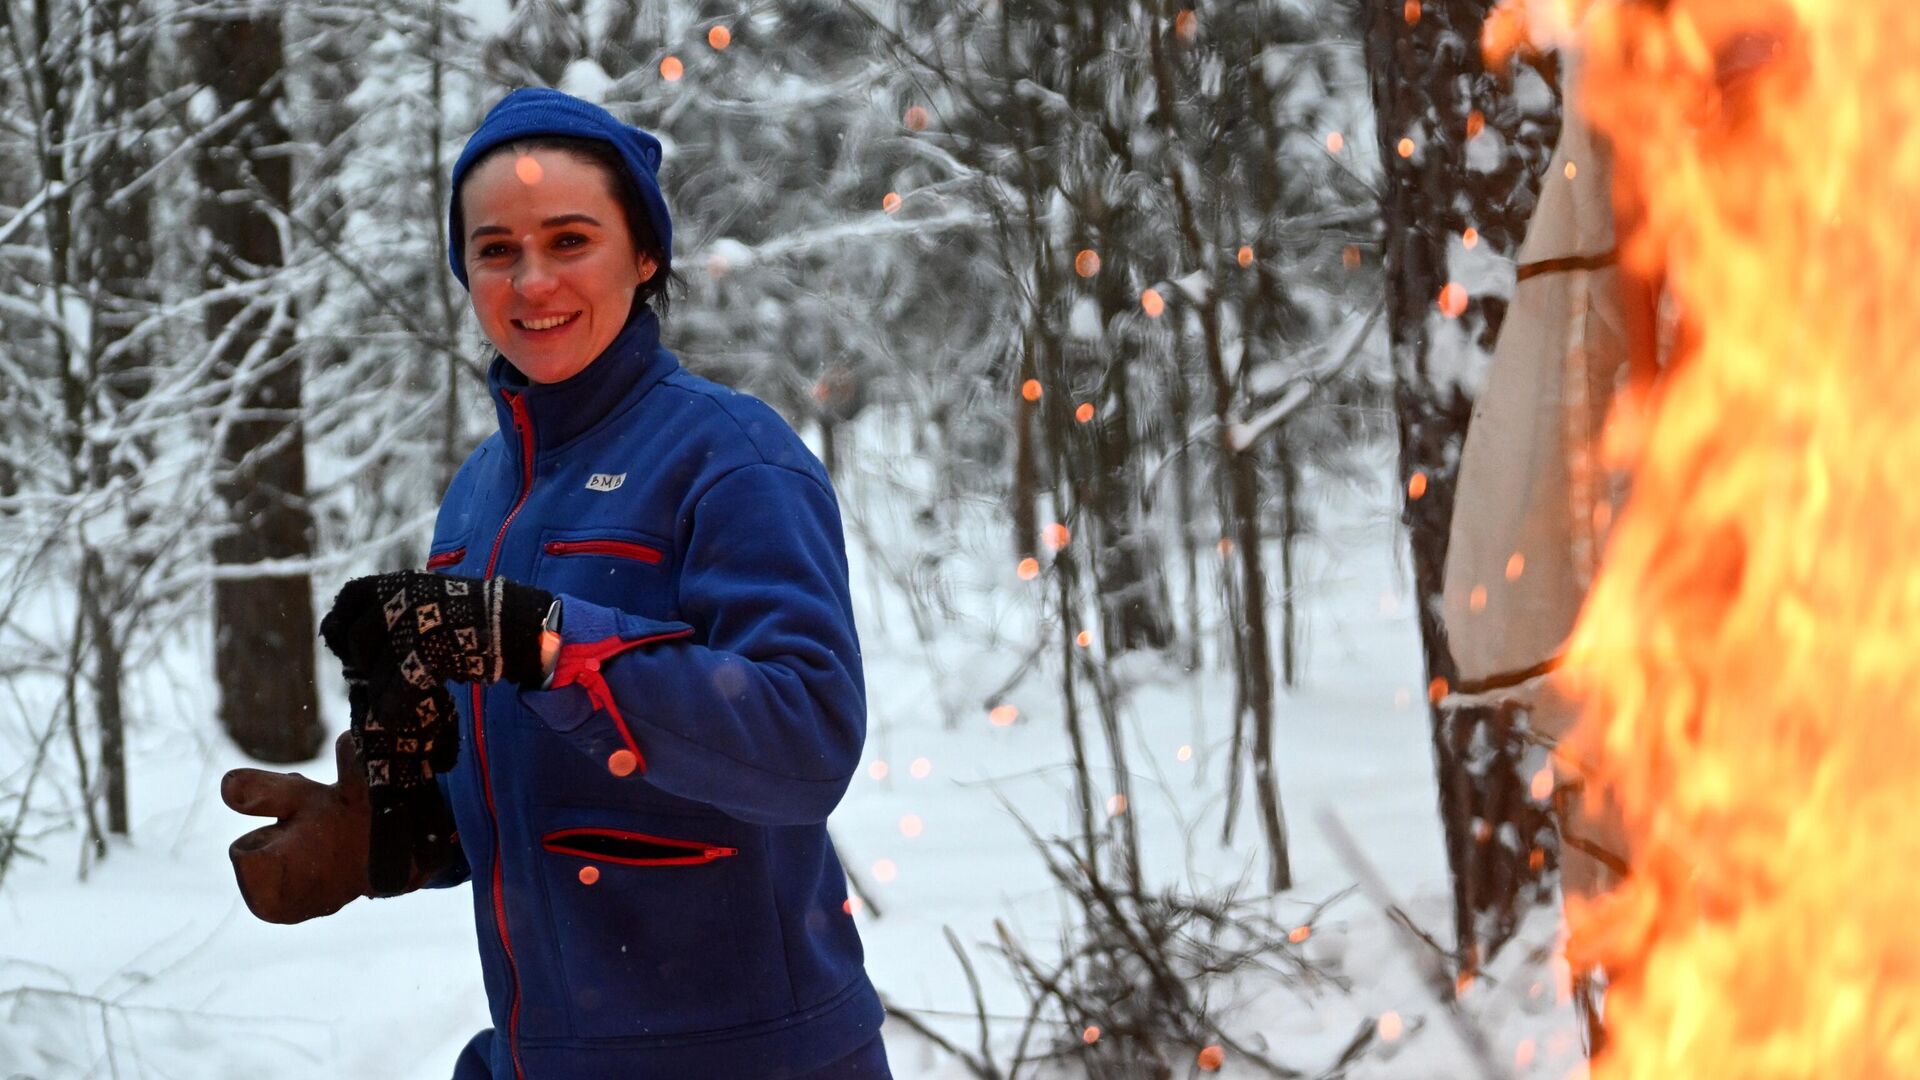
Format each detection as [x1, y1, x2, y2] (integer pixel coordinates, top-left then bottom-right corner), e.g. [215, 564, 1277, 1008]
[350, 668, 460, 896]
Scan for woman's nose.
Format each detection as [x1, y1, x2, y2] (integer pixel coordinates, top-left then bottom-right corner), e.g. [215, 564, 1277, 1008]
[515, 254, 559, 299]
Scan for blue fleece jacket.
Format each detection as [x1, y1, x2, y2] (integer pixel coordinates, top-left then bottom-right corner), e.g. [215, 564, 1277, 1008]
[423, 306, 883, 1079]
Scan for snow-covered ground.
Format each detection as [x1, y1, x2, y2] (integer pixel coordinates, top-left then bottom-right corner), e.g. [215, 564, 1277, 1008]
[0, 426, 1582, 1079]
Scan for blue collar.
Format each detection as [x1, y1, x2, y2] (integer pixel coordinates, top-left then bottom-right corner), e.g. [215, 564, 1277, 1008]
[486, 305, 680, 454]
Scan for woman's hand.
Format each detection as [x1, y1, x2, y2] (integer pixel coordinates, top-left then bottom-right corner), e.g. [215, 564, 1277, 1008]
[321, 571, 553, 688]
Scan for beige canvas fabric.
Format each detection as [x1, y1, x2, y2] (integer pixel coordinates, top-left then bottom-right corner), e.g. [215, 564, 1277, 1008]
[1443, 70, 1628, 688]
[1441, 59, 1634, 894]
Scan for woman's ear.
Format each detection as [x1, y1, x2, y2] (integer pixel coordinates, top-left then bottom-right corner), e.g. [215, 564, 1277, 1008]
[635, 251, 659, 284]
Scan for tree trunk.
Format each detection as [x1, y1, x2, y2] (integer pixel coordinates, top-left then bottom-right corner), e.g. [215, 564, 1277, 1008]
[1361, 0, 1563, 965]
[193, 13, 323, 764]
[83, 0, 159, 837]
[1012, 331, 1040, 560]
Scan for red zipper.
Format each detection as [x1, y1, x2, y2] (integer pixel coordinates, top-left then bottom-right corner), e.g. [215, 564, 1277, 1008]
[547, 628, 697, 771]
[425, 546, 466, 571]
[541, 827, 738, 867]
[544, 538, 663, 563]
[475, 389, 534, 1080]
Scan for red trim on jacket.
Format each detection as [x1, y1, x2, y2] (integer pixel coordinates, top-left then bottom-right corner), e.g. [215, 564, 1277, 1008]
[544, 538, 664, 563]
[541, 826, 737, 867]
[476, 389, 535, 1080]
[425, 546, 466, 571]
[546, 629, 697, 772]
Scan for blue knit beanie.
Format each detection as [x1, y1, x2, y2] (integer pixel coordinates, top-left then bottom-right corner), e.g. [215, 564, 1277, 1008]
[447, 88, 673, 290]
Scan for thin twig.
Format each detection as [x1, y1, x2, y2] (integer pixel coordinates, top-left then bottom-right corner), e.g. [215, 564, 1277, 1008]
[880, 994, 999, 1080]
[1317, 809, 1511, 1080]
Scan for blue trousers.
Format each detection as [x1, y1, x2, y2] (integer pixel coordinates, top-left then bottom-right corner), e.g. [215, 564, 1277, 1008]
[452, 1029, 891, 1079]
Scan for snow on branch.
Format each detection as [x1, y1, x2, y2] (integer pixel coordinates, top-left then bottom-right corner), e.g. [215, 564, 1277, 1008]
[1227, 381, 1313, 453]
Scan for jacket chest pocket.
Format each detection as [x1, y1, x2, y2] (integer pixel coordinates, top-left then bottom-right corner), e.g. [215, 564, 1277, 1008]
[533, 525, 676, 618]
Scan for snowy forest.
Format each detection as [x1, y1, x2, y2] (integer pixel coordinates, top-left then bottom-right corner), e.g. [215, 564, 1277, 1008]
[0, 0, 1612, 1077]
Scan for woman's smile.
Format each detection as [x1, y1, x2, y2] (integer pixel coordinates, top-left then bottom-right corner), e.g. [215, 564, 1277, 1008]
[514, 311, 581, 332]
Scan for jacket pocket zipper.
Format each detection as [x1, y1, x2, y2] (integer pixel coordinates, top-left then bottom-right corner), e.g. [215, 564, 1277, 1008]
[543, 539, 664, 564]
[425, 546, 466, 571]
[541, 827, 737, 867]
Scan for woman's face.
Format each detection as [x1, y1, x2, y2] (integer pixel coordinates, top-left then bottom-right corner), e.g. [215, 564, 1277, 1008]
[460, 148, 658, 384]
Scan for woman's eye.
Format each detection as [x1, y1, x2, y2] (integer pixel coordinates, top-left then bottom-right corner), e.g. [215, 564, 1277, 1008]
[478, 243, 512, 259]
[555, 233, 588, 249]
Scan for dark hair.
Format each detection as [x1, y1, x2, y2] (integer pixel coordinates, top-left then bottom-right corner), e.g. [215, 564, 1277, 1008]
[452, 135, 680, 318]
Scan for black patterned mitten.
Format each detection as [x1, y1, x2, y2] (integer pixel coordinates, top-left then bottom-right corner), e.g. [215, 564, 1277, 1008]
[322, 571, 553, 689]
[344, 665, 461, 895]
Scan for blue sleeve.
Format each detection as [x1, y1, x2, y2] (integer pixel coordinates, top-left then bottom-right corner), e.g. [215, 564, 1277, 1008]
[517, 462, 866, 826]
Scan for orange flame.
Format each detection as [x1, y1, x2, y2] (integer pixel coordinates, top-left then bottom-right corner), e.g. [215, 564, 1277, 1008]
[1543, 0, 1920, 1076]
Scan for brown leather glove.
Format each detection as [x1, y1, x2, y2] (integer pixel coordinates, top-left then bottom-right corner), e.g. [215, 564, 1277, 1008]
[222, 731, 374, 924]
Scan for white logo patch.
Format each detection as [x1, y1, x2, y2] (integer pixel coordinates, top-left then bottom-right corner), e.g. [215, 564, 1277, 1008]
[586, 473, 626, 492]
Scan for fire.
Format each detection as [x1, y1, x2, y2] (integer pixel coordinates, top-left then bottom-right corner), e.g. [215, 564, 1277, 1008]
[1526, 0, 1920, 1076]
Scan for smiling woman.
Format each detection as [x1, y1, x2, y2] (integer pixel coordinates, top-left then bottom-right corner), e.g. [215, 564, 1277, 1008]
[458, 148, 658, 383]
[219, 88, 889, 1080]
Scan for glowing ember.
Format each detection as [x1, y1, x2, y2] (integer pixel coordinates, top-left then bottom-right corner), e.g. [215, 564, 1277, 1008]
[1075, 402, 1095, 423]
[1074, 249, 1101, 277]
[1438, 281, 1469, 318]
[908, 756, 931, 779]
[899, 814, 923, 838]
[988, 704, 1018, 726]
[1021, 378, 1043, 401]
[1326, 131, 1346, 154]
[882, 191, 902, 214]
[1173, 9, 1197, 41]
[868, 759, 889, 781]
[1016, 557, 1040, 580]
[707, 25, 731, 50]
[1563, 160, 1579, 180]
[1288, 925, 1311, 944]
[1469, 584, 1488, 612]
[1426, 676, 1448, 704]
[1404, 0, 1422, 25]
[1466, 109, 1486, 139]
[1082, 1025, 1101, 1045]
[1105, 794, 1127, 817]
[1140, 288, 1166, 317]
[1076, 629, 1092, 648]
[872, 859, 896, 883]
[1196, 1045, 1225, 1071]
[578, 865, 600, 885]
[1043, 522, 1071, 550]
[659, 55, 683, 81]
[1238, 244, 1257, 267]
[904, 105, 929, 132]
[1528, 5, 1920, 1075]
[1378, 1011, 1404, 1042]
[514, 155, 543, 185]
[1505, 551, 1526, 581]
[606, 750, 637, 777]
[1462, 226, 1480, 249]
[1407, 470, 1429, 499]
[843, 896, 863, 915]
[1396, 136, 1416, 158]
[1342, 244, 1362, 269]
[1177, 744, 1192, 761]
